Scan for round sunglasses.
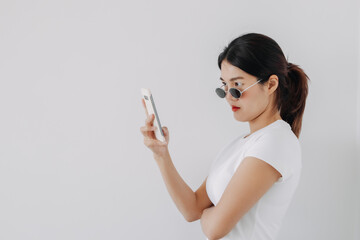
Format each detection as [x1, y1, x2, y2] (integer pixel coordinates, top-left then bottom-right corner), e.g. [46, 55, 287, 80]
[215, 79, 263, 99]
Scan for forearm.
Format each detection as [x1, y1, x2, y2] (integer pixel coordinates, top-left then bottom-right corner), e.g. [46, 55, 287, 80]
[154, 151, 199, 222]
[201, 206, 219, 240]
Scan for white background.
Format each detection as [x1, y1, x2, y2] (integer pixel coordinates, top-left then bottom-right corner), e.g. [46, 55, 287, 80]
[0, 0, 359, 239]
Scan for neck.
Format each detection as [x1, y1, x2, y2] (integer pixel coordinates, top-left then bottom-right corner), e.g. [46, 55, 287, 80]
[247, 108, 282, 136]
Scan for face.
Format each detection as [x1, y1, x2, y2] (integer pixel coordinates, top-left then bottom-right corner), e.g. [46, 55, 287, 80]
[220, 60, 275, 122]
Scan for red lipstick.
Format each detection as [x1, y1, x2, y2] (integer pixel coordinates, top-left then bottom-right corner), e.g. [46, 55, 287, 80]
[232, 106, 240, 112]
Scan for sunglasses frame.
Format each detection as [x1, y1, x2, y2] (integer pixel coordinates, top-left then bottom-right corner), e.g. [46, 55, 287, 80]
[215, 78, 263, 99]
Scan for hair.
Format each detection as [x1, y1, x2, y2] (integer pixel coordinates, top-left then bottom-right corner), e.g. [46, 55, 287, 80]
[218, 32, 309, 138]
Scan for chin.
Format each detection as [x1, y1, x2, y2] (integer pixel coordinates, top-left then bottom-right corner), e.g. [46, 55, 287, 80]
[233, 113, 249, 122]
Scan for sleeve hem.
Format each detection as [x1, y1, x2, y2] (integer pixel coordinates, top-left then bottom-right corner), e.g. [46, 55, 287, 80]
[243, 154, 290, 182]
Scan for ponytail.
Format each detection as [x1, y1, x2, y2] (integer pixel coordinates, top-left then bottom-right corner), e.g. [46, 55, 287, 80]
[279, 62, 309, 138]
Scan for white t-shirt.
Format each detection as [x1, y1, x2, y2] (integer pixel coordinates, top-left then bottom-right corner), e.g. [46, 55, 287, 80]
[205, 119, 302, 240]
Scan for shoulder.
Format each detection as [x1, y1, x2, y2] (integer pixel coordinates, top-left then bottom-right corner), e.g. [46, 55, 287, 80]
[250, 121, 300, 150]
[243, 122, 301, 181]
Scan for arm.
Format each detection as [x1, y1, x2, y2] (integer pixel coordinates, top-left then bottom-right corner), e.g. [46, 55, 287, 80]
[200, 205, 217, 239]
[140, 102, 213, 222]
[200, 156, 282, 240]
[155, 150, 213, 222]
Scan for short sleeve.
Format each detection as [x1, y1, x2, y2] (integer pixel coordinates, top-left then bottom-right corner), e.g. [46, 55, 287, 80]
[243, 131, 297, 182]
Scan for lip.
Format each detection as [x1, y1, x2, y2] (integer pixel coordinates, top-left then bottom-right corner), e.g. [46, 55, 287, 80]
[231, 105, 240, 109]
[232, 105, 240, 112]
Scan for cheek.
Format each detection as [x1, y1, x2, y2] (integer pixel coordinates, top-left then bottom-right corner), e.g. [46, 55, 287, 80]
[240, 91, 257, 103]
[241, 91, 266, 109]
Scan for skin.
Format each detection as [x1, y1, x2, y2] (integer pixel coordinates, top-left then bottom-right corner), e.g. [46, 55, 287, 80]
[220, 59, 282, 135]
[140, 59, 284, 240]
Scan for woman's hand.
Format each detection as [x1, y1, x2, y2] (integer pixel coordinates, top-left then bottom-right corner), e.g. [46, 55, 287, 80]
[140, 98, 170, 160]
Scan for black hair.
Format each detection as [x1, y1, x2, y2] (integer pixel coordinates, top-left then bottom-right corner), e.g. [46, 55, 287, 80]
[218, 33, 309, 138]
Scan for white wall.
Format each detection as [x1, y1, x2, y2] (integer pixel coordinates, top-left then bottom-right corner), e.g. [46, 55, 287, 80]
[356, 3, 360, 240]
[0, 0, 359, 239]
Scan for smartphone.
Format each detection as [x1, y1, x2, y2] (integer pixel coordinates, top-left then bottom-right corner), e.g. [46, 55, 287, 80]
[141, 88, 165, 142]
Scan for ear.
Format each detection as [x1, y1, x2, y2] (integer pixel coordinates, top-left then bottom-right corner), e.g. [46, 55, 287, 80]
[266, 75, 279, 95]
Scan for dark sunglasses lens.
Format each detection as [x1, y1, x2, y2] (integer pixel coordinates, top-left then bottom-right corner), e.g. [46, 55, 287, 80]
[215, 88, 226, 98]
[229, 88, 241, 98]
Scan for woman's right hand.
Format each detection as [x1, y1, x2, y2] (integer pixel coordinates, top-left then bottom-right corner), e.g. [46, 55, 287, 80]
[140, 98, 170, 159]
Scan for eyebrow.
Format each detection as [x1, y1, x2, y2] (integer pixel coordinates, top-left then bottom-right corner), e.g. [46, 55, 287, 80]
[220, 76, 244, 81]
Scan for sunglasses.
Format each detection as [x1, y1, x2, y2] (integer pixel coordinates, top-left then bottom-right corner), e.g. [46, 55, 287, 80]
[215, 79, 263, 99]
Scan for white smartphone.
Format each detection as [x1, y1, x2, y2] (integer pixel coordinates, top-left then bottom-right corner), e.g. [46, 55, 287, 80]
[141, 88, 165, 142]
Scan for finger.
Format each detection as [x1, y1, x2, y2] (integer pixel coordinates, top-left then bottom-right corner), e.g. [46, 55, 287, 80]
[141, 124, 156, 139]
[140, 126, 157, 135]
[140, 125, 157, 131]
[145, 113, 155, 127]
[143, 137, 153, 147]
[162, 127, 169, 142]
[142, 98, 149, 117]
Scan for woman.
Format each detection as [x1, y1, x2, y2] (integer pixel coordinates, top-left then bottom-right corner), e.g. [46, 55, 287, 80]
[140, 32, 309, 240]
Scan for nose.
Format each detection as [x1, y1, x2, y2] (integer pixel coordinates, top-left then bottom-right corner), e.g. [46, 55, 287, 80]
[225, 90, 239, 102]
